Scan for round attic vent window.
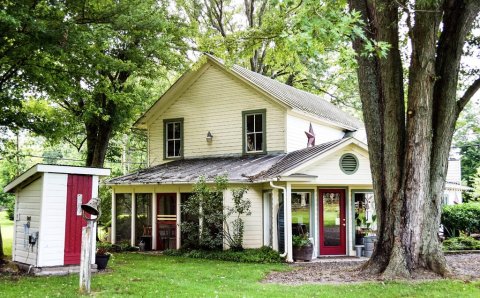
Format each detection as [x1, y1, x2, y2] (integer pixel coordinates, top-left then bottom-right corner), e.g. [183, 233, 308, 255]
[340, 153, 359, 175]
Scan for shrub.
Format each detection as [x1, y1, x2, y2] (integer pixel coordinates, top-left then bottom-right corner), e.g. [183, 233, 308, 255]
[163, 246, 283, 263]
[6, 200, 14, 221]
[443, 236, 480, 251]
[181, 175, 252, 251]
[441, 203, 480, 236]
[181, 176, 226, 250]
[224, 187, 251, 251]
[292, 234, 311, 247]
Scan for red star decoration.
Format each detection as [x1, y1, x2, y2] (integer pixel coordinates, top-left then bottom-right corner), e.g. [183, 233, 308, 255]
[305, 123, 315, 147]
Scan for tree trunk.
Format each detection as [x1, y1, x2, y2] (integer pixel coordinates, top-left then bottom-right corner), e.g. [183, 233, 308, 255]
[348, 0, 480, 278]
[85, 93, 116, 168]
[0, 225, 4, 259]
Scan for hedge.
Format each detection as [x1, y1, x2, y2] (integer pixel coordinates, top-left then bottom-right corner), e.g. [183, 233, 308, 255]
[441, 203, 480, 236]
[163, 246, 283, 263]
[443, 236, 480, 251]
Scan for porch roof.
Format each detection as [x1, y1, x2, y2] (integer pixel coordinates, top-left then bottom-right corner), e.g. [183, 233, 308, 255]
[106, 139, 349, 185]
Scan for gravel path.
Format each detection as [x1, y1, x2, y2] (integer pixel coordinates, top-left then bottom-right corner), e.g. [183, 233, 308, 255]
[263, 253, 480, 285]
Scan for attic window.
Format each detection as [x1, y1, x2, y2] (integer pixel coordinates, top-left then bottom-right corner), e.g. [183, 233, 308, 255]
[164, 118, 183, 159]
[340, 153, 359, 175]
[243, 109, 266, 154]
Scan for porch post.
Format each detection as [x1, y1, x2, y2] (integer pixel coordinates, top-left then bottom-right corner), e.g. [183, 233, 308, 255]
[312, 188, 318, 258]
[131, 191, 136, 246]
[176, 190, 181, 249]
[346, 186, 352, 256]
[152, 191, 157, 250]
[285, 182, 293, 262]
[111, 189, 116, 244]
[271, 189, 279, 251]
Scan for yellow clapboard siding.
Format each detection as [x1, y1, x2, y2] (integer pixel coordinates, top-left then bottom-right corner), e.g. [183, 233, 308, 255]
[148, 63, 286, 165]
[302, 144, 373, 185]
[224, 185, 263, 249]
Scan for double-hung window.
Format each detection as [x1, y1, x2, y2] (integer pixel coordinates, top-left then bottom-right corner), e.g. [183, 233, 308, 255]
[164, 118, 183, 159]
[243, 109, 266, 154]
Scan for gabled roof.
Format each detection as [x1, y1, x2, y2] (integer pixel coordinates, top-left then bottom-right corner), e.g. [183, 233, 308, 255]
[207, 55, 363, 130]
[106, 138, 361, 185]
[135, 54, 363, 131]
[251, 138, 352, 180]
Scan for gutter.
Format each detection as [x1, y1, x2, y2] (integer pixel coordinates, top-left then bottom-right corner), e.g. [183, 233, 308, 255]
[269, 181, 288, 258]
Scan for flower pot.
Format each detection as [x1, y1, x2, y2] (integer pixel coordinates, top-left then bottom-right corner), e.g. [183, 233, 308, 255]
[95, 254, 110, 270]
[363, 235, 377, 257]
[292, 244, 313, 261]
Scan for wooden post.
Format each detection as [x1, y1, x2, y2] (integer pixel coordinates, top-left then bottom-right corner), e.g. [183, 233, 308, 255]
[79, 220, 94, 294]
[285, 182, 293, 263]
[271, 189, 279, 251]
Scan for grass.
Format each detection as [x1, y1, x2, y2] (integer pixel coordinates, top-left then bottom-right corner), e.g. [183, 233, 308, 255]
[1, 210, 480, 297]
[0, 210, 13, 257]
[292, 208, 310, 226]
[1, 252, 480, 297]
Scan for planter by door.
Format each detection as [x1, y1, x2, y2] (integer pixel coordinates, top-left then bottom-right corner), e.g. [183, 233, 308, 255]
[95, 254, 110, 270]
[363, 235, 376, 257]
[292, 245, 313, 261]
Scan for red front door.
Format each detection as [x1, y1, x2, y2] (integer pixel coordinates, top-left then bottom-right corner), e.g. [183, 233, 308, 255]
[64, 174, 92, 265]
[319, 189, 346, 255]
[157, 193, 177, 250]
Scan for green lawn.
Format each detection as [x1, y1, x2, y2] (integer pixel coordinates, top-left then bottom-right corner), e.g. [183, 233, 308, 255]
[0, 210, 13, 257]
[1, 210, 480, 297]
[1, 252, 479, 297]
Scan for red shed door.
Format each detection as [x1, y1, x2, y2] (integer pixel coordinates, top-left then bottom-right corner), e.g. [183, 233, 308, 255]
[64, 175, 92, 265]
[319, 189, 346, 255]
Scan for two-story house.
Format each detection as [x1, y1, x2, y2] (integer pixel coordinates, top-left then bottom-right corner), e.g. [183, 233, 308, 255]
[106, 55, 375, 261]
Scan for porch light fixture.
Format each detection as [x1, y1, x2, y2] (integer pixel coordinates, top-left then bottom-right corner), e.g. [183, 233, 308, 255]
[206, 131, 213, 142]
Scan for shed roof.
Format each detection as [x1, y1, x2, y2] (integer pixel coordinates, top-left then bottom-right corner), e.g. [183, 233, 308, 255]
[106, 138, 352, 185]
[4, 164, 111, 193]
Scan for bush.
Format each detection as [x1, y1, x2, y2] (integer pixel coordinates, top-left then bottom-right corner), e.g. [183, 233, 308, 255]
[163, 246, 283, 263]
[6, 200, 14, 221]
[443, 236, 480, 251]
[441, 203, 480, 236]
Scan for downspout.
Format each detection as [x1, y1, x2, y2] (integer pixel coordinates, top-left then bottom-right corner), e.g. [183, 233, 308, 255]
[270, 181, 287, 258]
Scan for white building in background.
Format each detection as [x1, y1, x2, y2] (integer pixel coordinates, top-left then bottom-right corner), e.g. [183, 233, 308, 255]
[444, 158, 472, 205]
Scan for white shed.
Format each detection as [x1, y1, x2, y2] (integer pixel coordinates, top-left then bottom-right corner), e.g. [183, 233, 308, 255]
[4, 164, 110, 273]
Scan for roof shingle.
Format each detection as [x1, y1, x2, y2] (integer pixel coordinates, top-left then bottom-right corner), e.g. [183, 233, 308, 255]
[208, 55, 363, 130]
[107, 139, 349, 185]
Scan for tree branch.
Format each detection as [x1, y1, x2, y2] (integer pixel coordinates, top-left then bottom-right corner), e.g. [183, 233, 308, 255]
[457, 77, 480, 111]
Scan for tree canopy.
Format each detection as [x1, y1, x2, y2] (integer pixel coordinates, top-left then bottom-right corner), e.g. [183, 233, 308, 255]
[1, 0, 189, 167]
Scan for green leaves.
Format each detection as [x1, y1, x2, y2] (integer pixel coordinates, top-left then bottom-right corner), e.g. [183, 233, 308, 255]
[442, 203, 480, 236]
[1, 0, 190, 166]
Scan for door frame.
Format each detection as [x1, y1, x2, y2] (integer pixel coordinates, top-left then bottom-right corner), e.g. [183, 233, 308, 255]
[318, 188, 346, 255]
[156, 193, 177, 251]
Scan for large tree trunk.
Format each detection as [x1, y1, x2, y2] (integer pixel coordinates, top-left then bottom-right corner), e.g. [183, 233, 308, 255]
[348, 0, 480, 278]
[85, 93, 116, 168]
[0, 225, 4, 259]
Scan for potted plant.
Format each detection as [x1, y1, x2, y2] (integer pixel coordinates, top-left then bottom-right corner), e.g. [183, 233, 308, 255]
[95, 242, 112, 270]
[292, 234, 313, 261]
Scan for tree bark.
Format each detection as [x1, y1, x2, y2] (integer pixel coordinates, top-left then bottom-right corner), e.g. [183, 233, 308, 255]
[85, 93, 116, 168]
[348, 0, 480, 278]
[0, 225, 4, 259]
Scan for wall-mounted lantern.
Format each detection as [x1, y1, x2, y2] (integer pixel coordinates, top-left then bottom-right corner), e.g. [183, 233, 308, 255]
[206, 131, 213, 143]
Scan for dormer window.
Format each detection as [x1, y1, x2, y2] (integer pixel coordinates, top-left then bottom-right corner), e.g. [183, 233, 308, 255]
[243, 109, 266, 154]
[164, 118, 183, 159]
